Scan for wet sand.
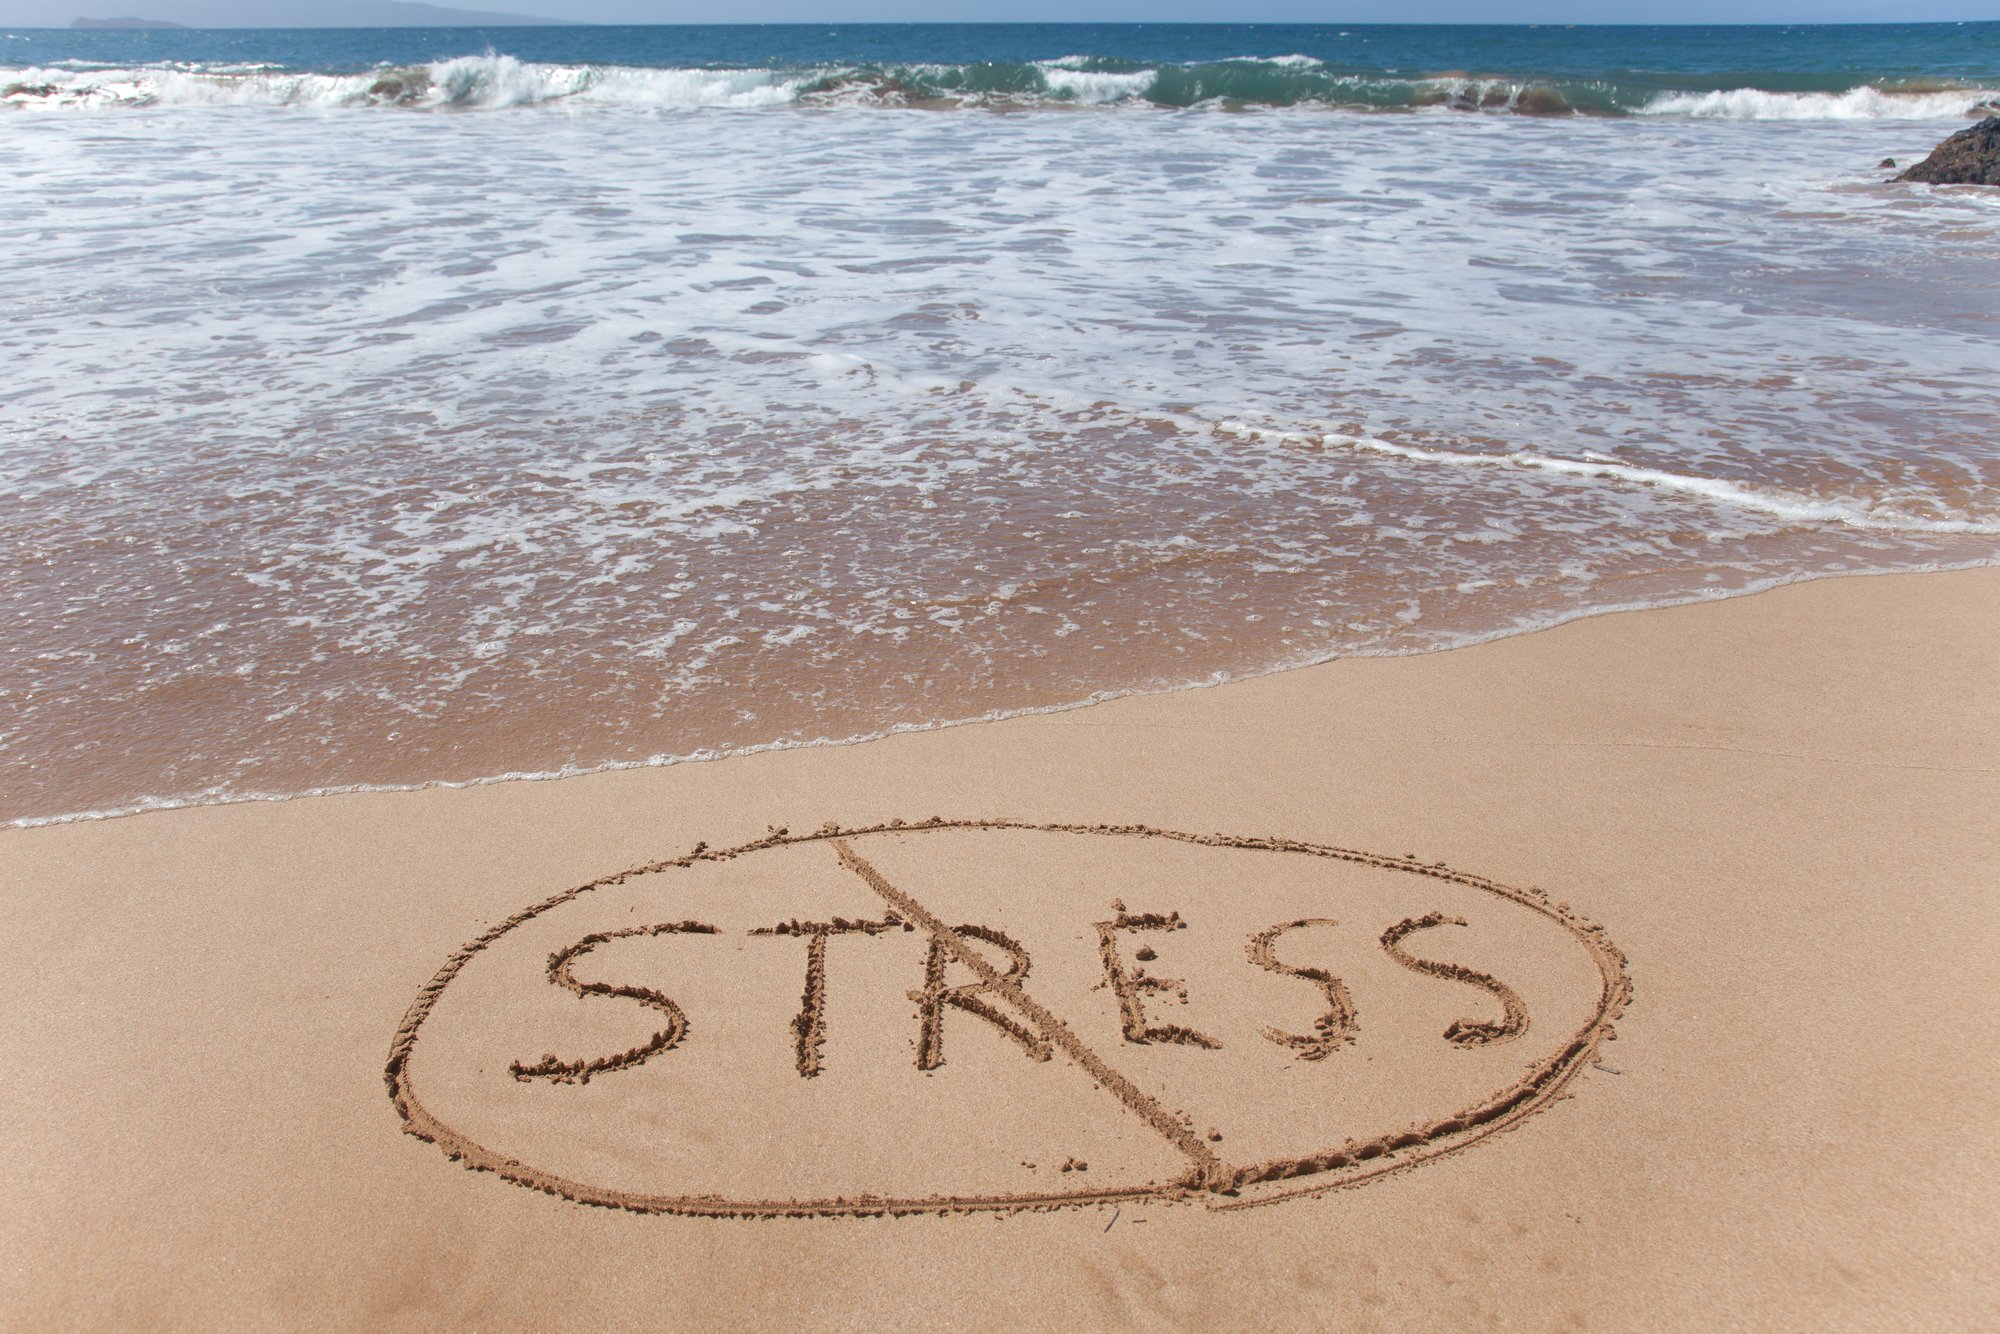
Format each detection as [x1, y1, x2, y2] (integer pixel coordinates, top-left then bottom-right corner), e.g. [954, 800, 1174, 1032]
[3, 566, 1996, 1328]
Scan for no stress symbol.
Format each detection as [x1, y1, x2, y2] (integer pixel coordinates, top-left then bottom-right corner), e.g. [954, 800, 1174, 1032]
[387, 819, 1630, 1217]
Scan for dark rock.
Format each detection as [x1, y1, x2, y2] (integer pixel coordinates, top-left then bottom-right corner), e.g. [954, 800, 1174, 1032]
[1509, 85, 1575, 117]
[1879, 158, 1897, 169]
[366, 72, 432, 105]
[1896, 116, 2000, 186]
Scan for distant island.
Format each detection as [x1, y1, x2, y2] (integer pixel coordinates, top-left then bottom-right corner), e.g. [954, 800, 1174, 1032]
[71, 15, 188, 26]
[68, 2, 572, 26]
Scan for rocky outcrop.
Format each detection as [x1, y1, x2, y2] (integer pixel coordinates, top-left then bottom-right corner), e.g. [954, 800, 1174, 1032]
[1896, 117, 2000, 186]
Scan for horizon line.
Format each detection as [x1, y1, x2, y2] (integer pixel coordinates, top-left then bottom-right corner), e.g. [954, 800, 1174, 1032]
[25, 17, 2000, 29]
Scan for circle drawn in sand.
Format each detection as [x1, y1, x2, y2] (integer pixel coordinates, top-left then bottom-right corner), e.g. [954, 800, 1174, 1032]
[386, 820, 1630, 1217]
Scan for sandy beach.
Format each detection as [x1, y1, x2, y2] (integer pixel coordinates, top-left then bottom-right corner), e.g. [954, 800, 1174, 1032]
[3, 565, 1995, 1328]
[8, 22, 1997, 1328]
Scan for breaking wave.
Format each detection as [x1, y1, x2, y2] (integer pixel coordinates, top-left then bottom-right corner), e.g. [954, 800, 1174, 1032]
[6, 53, 1997, 118]
[1638, 84, 2000, 120]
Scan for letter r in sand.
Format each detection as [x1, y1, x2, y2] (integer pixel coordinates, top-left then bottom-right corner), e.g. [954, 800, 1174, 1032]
[909, 924, 1052, 1071]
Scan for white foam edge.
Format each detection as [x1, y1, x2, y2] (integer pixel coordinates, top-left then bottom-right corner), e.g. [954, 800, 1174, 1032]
[1213, 420, 2000, 537]
[1638, 85, 2000, 121]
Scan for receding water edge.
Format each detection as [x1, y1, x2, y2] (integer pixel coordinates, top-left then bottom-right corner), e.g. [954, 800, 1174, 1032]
[8, 556, 1991, 833]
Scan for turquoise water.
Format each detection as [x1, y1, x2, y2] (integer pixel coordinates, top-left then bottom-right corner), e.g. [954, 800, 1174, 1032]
[6, 21, 1998, 112]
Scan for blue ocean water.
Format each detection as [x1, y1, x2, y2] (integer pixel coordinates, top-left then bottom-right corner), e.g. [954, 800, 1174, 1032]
[3, 24, 1998, 824]
[4, 21, 1998, 112]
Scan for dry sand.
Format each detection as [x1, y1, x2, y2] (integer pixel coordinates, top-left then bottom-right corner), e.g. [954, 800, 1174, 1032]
[3, 567, 1997, 1329]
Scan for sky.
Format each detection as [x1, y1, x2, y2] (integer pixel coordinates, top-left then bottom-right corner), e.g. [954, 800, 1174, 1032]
[5, 0, 1994, 26]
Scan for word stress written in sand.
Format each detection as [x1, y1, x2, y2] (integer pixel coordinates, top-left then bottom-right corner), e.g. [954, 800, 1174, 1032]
[388, 820, 1631, 1218]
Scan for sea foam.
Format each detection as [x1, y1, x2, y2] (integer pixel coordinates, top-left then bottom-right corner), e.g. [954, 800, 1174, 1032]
[1640, 85, 2000, 120]
[9, 55, 1996, 118]
[2, 79, 1996, 827]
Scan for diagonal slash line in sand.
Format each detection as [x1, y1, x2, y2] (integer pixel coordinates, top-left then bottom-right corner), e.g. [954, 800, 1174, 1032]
[829, 838, 1229, 1192]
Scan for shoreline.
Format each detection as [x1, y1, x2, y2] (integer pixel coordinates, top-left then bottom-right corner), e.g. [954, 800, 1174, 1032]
[11, 555, 1995, 832]
[4, 564, 1995, 1325]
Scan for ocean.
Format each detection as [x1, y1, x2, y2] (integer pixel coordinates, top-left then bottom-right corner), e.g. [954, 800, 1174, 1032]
[3, 22, 1997, 826]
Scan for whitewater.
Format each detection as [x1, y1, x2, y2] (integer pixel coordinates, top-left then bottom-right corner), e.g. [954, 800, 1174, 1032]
[2, 22, 1998, 825]
[6, 50, 2000, 116]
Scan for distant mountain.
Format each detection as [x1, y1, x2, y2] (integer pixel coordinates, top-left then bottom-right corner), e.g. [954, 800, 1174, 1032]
[68, 1, 574, 25]
[71, 14, 188, 25]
